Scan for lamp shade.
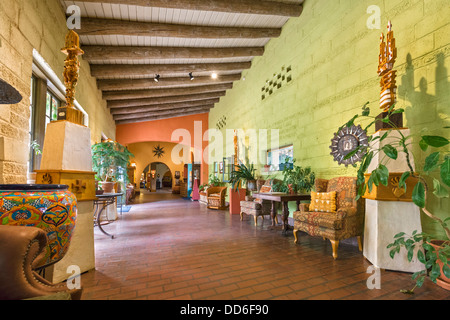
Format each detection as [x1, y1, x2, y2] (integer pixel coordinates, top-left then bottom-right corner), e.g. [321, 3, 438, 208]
[0, 78, 22, 104]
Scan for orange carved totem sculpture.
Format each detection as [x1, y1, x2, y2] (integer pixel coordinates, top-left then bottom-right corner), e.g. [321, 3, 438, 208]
[378, 21, 397, 112]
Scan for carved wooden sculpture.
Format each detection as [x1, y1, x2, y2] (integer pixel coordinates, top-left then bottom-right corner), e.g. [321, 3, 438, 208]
[378, 21, 397, 112]
[59, 30, 85, 125]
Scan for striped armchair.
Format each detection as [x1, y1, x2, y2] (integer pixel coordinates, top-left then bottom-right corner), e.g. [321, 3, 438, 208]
[293, 177, 365, 259]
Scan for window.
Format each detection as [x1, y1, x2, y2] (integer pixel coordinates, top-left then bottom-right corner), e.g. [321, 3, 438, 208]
[28, 76, 37, 173]
[266, 144, 294, 172]
[45, 91, 60, 128]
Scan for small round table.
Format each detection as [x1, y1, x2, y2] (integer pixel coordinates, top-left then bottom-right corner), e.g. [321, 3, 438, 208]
[94, 193, 123, 239]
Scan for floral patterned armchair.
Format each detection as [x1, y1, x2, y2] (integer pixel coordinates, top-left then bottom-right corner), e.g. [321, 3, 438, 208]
[293, 177, 365, 259]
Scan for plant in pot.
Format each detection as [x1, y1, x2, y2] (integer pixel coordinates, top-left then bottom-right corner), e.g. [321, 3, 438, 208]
[340, 103, 450, 293]
[92, 140, 135, 194]
[229, 162, 256, 193]
[272, 158, 315, 194]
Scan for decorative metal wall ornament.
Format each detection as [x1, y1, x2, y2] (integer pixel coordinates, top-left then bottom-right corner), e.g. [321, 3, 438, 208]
[0, 78, 22, 104]
[153, 145, 165, 158]
[330, 125, 369, 167]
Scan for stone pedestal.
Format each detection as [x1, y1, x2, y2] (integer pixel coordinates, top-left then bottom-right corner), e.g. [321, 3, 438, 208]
[363, 128, 424, 273]
[36, 120, 96, 283]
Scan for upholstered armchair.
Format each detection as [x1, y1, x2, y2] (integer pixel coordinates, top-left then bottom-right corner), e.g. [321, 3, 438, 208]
[0, 225, 83, 300]
[240, 179, 279, 225]
[293, 177, 365, 259]
[206, 186, 227, 210]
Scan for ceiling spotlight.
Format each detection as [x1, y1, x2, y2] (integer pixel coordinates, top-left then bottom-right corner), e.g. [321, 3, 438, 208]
[211, 72, 218, 79]
[189, 72, 195, 81]
[154, 74, 160, 82]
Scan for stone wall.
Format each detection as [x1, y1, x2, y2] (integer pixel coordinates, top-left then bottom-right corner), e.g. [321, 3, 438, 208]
[0, 0, 116, 184]
[209, 0, 450, 237]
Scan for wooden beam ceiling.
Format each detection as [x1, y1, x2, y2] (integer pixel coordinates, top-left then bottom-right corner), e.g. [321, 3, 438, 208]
[63, 0, 305, 123]
[71, 0, 304, 17]
[79, 18, 282, 39]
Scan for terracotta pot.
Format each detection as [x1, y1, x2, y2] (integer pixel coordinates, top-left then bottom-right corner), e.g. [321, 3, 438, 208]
[101, 181, 115, 193]
[429, 240, 450, 291]
[0, 184, 77, 268]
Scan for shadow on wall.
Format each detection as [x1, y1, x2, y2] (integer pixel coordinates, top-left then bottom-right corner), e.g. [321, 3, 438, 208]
[398, 52, 450, 237]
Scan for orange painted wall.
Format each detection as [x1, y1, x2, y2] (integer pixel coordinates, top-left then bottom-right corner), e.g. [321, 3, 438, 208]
[116, 113, 209, 185]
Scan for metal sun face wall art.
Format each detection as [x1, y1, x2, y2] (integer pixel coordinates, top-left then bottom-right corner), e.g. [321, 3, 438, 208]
[330, 125, 369, 167]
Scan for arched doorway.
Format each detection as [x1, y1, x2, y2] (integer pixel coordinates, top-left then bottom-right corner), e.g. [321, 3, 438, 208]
[142, 162, 173, 193]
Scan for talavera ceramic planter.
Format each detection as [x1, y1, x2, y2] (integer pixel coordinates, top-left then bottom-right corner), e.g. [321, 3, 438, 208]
[0, 184, 77, 268]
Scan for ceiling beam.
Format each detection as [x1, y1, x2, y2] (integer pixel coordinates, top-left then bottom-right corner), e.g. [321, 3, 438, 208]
[108, 91, 226, 109]
[111, 99, 219, 115]
[90, 62, 251, 79]
[83, 46, 264, 62]
[78, 18, 282, 39]
[116, 110, 210, 125]
[99, 75, 238, 92]
[113, 106, 213, 121]
[73, 0, 304, 17]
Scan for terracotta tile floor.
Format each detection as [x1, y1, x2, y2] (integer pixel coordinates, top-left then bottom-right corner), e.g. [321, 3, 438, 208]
[80, 191, 450, 301]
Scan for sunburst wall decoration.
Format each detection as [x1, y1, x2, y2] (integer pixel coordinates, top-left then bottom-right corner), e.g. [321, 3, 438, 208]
[153, 145, 165, 158]
[330, 125, 369, 167]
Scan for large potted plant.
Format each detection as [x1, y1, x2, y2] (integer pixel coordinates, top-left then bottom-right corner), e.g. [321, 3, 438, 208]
[92, 140, 134, 193]
[272, 158, 315, 194]
[229, 162, 257, 192]
[341, 103, 450, 293]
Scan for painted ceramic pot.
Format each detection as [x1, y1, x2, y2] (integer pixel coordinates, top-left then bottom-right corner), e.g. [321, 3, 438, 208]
[0, 184, 77, 268]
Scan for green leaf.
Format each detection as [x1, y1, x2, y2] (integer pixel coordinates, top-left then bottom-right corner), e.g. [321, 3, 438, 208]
[423, 152, 440, 172]
[441, 158, 450, 187]
[391, 108, 405, 115]
[399, 171, 411, 190]
[412, 182, 426, 208]
[419, 139, 428, 152]
[394, 232, 406, 238]
[378, 165, 389, 186]
[346, 114, 359, 128]
[433, 178, 449, 198]
[417, 250, 426, 264]
[422, 136, 450, 148]
[382, 145, 398, 160]
[443, 264, 450, 279]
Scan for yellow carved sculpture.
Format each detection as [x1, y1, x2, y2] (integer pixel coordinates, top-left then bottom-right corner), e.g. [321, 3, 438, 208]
[378, 21, 397, 112]
[60, 30, 84, 125]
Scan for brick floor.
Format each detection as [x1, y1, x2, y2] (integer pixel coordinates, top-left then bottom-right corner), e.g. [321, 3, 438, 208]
[79, 191, 450, 301]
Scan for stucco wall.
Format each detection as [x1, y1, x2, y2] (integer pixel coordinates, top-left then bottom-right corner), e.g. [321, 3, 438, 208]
[209, 0, 450, 237]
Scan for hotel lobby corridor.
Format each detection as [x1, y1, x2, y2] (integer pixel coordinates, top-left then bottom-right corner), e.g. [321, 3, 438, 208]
[80, 194, 450, 301]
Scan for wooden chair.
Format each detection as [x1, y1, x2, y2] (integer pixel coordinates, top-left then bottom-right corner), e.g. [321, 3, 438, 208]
[206, 186, 227, 210]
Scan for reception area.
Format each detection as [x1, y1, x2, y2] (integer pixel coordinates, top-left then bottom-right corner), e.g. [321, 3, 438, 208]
[0, 0, 449, 305]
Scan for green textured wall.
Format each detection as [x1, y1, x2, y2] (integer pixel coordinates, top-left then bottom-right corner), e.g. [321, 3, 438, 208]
[209, 0, 449, 238]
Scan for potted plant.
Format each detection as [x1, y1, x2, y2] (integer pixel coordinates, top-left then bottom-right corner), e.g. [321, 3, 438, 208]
[340, 103, 450, 293]
[273, 158, 315, 194]
[92, 140, 135, 194]
[229, 162, 256, 192]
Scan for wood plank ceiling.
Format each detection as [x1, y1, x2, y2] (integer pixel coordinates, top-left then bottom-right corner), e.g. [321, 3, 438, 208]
[60, 0, 305, 125]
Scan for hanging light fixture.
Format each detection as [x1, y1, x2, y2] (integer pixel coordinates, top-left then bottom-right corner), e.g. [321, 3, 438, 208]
[189, 72, 195, 81]
[211, 72, 218, 79]
[154, 74, 160, 82]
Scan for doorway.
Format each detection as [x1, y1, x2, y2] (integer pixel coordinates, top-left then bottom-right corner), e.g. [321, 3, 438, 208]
[142, 162, 173, 193]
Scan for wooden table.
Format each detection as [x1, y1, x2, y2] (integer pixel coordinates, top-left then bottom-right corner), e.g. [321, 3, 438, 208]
[252, 193, 311, 234]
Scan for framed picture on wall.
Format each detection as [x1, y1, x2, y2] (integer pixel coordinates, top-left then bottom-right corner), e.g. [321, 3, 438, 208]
[267, 144, 294, 171]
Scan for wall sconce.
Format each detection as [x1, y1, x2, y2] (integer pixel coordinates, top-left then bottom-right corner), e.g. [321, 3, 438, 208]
[154, 74, 160, 82]
[189, 72, 195, 81]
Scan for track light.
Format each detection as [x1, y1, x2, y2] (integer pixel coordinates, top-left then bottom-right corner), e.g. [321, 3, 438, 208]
[189, 72, 194, 81]
[154, 74, 160, 82]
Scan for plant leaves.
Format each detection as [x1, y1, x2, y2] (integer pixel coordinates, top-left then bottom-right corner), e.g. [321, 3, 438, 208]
[378, 165, 389, 186]
[382, 145, 398, 160]
[419, 139, 428, 152]
[424, 152, 440, 172]
[443, 264, 450, 279]
[422, 136, 450, 148]
[441, 158, 450, 187]
[399, 171, 411, 190]
[412, 182, 426, 208]
[433, 178, 449, 198]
